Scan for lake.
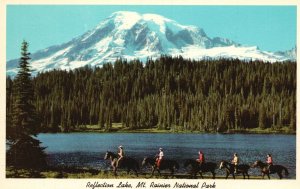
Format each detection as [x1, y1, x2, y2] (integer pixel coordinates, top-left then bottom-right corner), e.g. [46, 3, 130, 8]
[37, 133, 296, 178]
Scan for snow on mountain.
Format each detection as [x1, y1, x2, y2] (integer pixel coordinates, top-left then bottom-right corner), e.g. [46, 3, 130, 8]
[275, 47, 297, 61]
[6, 11, 296, 76]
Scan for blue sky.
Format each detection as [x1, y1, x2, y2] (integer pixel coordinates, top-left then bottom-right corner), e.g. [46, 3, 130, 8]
[6, 5, 296, 60]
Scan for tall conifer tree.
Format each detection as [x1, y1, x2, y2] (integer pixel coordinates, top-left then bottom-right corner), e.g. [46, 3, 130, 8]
[6, 41, 47, 169]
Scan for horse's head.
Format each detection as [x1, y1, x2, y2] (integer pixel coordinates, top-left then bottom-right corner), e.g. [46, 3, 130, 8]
[252, 160, 263, 168]
[142, 157, 149, 167]
[219, 160, 227, 169]
[142, 157, 154, 167]
[104, 151, 116, 160]
[104, 151, 110, 160]
[142, 157, 147, 167]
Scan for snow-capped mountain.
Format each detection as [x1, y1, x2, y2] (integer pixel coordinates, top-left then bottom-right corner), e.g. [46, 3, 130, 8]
[6, 11, 296, 76]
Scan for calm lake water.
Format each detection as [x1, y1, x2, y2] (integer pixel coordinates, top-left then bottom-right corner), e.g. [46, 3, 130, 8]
[37, 133, 296, 178]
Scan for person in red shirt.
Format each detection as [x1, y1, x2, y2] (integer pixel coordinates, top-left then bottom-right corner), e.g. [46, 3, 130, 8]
[266, 154, 273, 173]
[196, 151, 205, 166]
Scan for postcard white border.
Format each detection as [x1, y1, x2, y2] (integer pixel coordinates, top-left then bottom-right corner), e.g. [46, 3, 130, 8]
[1, 1, 299, 189]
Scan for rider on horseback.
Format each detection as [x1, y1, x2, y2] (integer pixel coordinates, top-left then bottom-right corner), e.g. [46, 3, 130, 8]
[232, 153, 239, 174]
[266, 154, 273, 173]
[116, 145, 125, 167]
[156, 148, 164, 168]
[196, 150, 205, 166]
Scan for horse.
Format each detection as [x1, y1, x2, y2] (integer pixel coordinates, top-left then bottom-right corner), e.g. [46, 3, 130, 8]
[183, 159, 216, 179]
[104, 151, 139, 177]
[142, 157, 179, 177]
[219, 160, 250, 179]
[252, 160, 289, 179]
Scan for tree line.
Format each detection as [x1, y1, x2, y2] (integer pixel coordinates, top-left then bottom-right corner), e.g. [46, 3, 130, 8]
[6, 56, 296, 133]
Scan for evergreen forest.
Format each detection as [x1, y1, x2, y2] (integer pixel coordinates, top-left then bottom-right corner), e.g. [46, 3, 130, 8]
[6, 56, 296, 133]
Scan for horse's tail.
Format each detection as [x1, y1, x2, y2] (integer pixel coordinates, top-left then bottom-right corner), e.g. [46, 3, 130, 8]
[245, 164, 251, 170]
[283, 166, 289, 176]
[136, 161, 140, 171]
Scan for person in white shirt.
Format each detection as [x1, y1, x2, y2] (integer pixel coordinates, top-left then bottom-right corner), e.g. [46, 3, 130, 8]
[116, 145, 125, 167]
[231, 153, 239, 173]
[156, 148, 164, 168]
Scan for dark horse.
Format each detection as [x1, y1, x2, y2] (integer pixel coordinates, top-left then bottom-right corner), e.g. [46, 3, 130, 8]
[219, 160, 250, 179]
[104, 151, 139, 177]
[184, 159, 216, 179]
[142, 157, 179, 177]
[253, 160, 289, 179]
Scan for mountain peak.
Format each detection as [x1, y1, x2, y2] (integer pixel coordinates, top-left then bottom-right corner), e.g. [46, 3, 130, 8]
[108, 11, 188, 34]
[111, 11, 173, 23]
[111, 11, 140, 17]
[109, 11, 142, 30]
[6, 11, 295, 76]
[110, 11, 172, 22]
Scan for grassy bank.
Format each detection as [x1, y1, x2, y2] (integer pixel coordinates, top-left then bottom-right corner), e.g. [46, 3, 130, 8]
[7, 166, 291, 179]
[69, 123, 295, 134]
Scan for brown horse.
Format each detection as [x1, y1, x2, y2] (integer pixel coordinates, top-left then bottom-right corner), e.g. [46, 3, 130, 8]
[104, 151, 139, 177]
[219, 160, 250, 179]
[253, 160, 289, 179]
[142, 157, 179, 177]
[184, 159, 216, 179]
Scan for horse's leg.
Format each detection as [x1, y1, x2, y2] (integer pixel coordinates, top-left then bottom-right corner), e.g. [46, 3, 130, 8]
[130, 167, 138, 177]
[113, 167, 117, 176]
[212, 171, 216, 179]
[151, 167, 155, 177]
[225, 172, 229, 179]
[262, 172, 265, 179]
[195, 168, 199, 179]
[267, 173, 270, 179]
[136, 163, 139, 177]
[232, 173, 235, 179]
[278, 172, 283, 179]
[157, 169, 161, 177]
[199, 172, 203, 179]
[134, 168, 138, 177]
[170, 168, 174, 178]
[242, 172, 245, 179]
[246, 171, 249, 179]
[190, 169, 194, 179]
[189, 170, 192, 178]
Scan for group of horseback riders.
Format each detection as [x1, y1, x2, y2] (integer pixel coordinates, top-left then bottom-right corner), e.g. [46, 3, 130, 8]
[228, 152, 273, 174]
[116, 145, 273, 172]
[105, 146, 287, 179]
[196, 151, 274, 174]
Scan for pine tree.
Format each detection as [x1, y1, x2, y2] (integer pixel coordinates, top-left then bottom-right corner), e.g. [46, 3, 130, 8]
[8, 41, 38, 139]
[6, 41, 47, 169]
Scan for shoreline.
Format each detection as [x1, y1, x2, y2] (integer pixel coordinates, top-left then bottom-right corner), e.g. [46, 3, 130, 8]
[40, 123, 296, 135]
[6, 166, 295, 179]
[41, 125, 296, 135]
